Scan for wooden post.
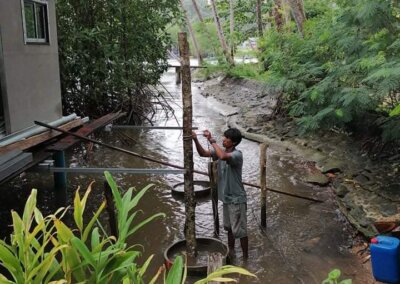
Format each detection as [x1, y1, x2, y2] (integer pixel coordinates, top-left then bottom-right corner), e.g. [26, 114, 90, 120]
[104, 181, 118, 239]
[53, 150, 67, 206]
[175, 66, 181, 84]
[208, 161, 219, 236]
[179, 32, 197, 257]
[260, 143, 268, 227]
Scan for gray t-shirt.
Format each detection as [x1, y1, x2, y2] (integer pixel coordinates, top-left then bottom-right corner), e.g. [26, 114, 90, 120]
[211, 149, 246, 204]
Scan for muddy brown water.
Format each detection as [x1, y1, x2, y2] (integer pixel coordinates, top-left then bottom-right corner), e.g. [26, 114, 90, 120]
[0, 69, 374, 283]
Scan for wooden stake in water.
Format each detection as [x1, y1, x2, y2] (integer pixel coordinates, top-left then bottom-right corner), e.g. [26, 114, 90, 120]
[260, 143, 268, 227]
[179, 32, 197, 257]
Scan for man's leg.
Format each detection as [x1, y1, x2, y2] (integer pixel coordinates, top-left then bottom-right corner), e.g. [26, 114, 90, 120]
[227, 228, 235, 250]
[240, 236, 248, 259]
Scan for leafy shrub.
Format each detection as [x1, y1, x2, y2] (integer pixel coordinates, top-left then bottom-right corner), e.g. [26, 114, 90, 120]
[258, 0, 400, 141]
[0, 172, 255, 283]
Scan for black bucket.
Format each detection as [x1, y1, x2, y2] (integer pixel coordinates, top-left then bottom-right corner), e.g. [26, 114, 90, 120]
[171, 180, 211, 199]
[164, 237, 229, 276]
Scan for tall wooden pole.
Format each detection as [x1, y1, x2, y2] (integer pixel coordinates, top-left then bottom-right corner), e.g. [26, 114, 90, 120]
[256, 0, 263, 37]
[209, 0, 235, 66]
[179, 32, 197, 257]
[180, 0, 203, 65]
[260, 143, 268, 227]
[229, 0, 235, 58]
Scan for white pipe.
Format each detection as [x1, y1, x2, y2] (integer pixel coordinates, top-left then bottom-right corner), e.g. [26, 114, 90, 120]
[0, 113, 78, 147]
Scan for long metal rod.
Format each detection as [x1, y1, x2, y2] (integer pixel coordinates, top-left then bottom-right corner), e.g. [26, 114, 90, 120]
[41, 167, 185, 175]
[112, 125, 198, 130]
[34, 121, 323, 203]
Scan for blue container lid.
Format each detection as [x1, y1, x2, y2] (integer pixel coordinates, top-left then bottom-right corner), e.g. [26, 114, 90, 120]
[371, 236, 400, 249]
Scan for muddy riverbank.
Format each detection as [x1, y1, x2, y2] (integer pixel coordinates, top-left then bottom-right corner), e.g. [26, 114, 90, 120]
[199, 75, 400, 239]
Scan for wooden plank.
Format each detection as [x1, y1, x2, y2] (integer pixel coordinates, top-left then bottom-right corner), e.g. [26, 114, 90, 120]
[0, 150, 22, 165]
[46, 112, 125, 151]
[0, 152, 32, 181]
[0, 119, 84, 155]
[0, 150, 51, 184]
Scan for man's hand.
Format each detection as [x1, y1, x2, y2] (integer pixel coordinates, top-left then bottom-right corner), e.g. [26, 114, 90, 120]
[192, 131, 197, 140]
[203, 129, 212, 140]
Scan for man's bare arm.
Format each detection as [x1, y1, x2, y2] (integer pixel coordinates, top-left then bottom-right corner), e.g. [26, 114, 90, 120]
[192, 131, 211, 157]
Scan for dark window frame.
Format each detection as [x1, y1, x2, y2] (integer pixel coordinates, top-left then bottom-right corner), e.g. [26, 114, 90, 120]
[21, 0, 50, 44]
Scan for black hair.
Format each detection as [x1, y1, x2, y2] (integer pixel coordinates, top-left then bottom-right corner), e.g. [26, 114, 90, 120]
[224, 128, 242, 146]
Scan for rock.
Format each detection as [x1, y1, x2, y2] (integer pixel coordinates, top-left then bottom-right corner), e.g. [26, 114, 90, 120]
[334, 184, 350, 197]
[320, 160, 343, 174]
[303, 172, 330, 186]
[246, 127, 262, 133]
[379, 183, 400, 201]
[353, 174, 370, 184]
[378, 202, 399, 216]
[350, 206, 370, 227]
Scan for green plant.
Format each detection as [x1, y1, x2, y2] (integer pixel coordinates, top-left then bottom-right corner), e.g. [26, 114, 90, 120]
[0, 172, 256, 284]
[0, 189, 65, 283]
[0, 172, 163, 283]
[54, 172, 164, 283]
[322, 269, 352, 284]
[257, 0, 400, 142]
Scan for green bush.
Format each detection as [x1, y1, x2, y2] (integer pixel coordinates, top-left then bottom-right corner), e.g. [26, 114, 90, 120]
[258, 0, 400, 141]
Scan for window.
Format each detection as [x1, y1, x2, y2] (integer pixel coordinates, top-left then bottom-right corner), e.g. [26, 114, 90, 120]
[22, 0, 49, 43]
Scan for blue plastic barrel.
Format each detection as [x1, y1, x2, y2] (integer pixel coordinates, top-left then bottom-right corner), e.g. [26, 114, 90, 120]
[370, 236, 400, 283]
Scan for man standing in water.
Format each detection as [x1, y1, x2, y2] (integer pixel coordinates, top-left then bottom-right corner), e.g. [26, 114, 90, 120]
[192, 128, 248, 259]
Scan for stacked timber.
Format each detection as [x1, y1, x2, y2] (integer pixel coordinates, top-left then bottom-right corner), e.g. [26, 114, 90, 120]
[0, 150, 32, 181]
[0, 117, 84, 155]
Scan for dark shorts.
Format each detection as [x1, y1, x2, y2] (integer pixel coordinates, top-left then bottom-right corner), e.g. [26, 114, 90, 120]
[223, 203, 247, 239]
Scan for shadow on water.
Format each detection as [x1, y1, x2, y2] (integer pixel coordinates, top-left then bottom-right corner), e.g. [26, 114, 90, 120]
[0, 68, 372, 283]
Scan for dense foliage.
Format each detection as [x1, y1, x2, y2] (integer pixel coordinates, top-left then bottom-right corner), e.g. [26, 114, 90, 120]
[258, 0, 400, 142]
[56, 0, 180, 120]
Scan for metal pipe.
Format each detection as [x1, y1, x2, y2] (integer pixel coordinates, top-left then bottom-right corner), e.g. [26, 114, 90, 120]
[34, 120, 323, 203]
[39, 167, 186, 175]
[0, 113, 78, 146]
[112, 125, 199, 130]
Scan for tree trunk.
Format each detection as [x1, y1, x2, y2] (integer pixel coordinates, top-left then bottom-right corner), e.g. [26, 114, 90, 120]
[191, 0, 204, 22]
[287, 0, 306, 36]
[272, 0, 284, 32]
[209, 0, 235, 66]
[256, 0, 263, 37]
[178, 32, 197, 257]
[192, 0, 219, 59]
[230, 0, 235, 57]
[180, 0, 203, 65]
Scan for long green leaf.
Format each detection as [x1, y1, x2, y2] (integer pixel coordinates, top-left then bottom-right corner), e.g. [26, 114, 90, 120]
[73, 187, 83, 232]
[100, 251, 140, 281]
[0, 274, 14, 284]
[104, 172, 123, 209]
[82, 201, 106, 242]
[0, 242, 23, 283]
[22, 189, 37, 231]
[70, 237, 95, 267]
[165, 255, 183, 284]
[128, 213, 165, 237]
[128, 184, 154, 210]
[138, 254, 154, 278]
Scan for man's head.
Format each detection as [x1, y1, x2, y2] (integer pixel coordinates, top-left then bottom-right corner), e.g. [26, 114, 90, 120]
[223, 128, 242, 148]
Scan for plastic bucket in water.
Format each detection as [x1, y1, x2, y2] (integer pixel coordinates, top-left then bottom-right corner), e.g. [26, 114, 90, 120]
[370, 236, 400, 283]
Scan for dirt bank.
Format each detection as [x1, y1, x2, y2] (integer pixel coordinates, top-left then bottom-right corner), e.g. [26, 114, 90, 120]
[199, 75, 400, 238]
